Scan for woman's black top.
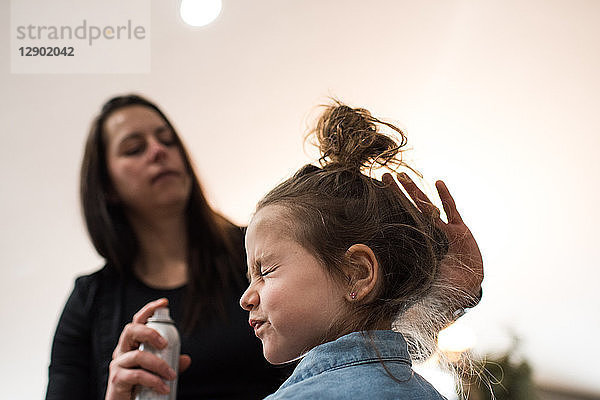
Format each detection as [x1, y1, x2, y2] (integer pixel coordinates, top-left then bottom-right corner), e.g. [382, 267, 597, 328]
[45, 264, 291, 400]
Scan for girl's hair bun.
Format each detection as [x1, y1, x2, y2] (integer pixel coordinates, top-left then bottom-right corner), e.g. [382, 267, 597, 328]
[311, 100, 407, 171]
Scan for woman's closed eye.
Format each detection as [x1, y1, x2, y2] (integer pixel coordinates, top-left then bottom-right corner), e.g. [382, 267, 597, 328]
[156, 127, 176, 146]
[119, 134, 147, 156]
[123, 142, 145, 156]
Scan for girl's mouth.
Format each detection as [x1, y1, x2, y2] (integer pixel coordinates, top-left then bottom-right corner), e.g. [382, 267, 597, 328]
[249, 319, 266, 334]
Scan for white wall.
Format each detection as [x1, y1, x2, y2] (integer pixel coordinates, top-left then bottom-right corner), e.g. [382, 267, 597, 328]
[1, 1, 599, 399]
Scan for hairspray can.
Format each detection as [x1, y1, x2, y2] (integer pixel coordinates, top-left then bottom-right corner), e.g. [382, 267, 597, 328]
[135, 307, 180, 400]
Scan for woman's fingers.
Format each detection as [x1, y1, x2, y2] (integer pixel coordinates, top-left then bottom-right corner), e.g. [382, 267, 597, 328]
[396, 173, 440, 216]
[113, 298, 169, 358]
[382, 173, 404, 197]
[384, 174, 463, 226]
[435, 180, 463, 224]
[179, 354, 192, 373]
[113, 323, 167, 359]
[132, 298, 169, 324]
[116, 350, 176, 381]
[107, 353, 172, 397]
[106, 350, 185, 399]
[106, 299, 179, 400]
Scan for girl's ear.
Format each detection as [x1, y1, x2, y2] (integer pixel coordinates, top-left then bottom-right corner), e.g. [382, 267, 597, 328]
[343, 244, 380, 302]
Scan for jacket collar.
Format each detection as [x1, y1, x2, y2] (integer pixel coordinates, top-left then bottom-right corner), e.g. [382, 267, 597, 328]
[280, 330, 412, 388]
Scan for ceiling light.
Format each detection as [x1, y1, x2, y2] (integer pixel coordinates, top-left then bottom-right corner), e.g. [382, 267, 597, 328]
[180, 0, 222, 27]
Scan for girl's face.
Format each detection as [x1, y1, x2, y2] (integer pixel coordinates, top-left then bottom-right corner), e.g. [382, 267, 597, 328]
[103, 105, 191, 215]
[240, 205, 348, 364]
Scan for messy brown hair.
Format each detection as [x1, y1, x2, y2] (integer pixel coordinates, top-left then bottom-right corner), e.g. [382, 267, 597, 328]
[256, 100, 448, 338]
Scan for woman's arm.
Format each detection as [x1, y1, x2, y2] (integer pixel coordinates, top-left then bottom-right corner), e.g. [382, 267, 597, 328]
[45, 277, 94, 400]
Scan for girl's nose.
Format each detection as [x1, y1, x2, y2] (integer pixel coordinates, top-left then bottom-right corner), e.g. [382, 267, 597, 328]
[240, 285, 259, 311]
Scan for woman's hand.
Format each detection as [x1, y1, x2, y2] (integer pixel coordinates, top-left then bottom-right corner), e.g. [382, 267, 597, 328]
[383, 173, 484, 303]
[105, 298, 192, 400]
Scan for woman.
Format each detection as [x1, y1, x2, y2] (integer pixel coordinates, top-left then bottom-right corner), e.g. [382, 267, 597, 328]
[45, 95, 290, 400]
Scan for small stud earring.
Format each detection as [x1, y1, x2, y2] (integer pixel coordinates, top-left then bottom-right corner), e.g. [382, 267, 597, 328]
[350, 292, 357, 299]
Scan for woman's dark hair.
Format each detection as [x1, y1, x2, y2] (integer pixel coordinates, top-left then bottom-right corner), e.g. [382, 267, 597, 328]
[80, 94, 244, 331]
[256, 100, 448, 336]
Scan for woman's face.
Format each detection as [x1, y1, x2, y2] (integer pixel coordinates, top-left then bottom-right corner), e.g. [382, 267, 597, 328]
[103, 105, 191, 215]
[240, 205, 348, 364]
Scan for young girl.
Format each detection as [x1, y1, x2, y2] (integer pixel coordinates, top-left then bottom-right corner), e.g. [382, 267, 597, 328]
[106, 101, 482, 399]
[238, 101, 474, 398]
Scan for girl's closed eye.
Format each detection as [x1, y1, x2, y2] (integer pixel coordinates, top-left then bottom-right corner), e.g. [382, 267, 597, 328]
[259, 265, 278, 277]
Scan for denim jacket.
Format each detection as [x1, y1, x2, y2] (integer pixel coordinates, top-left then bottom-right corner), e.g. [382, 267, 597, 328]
[264, 330, 446, 400]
